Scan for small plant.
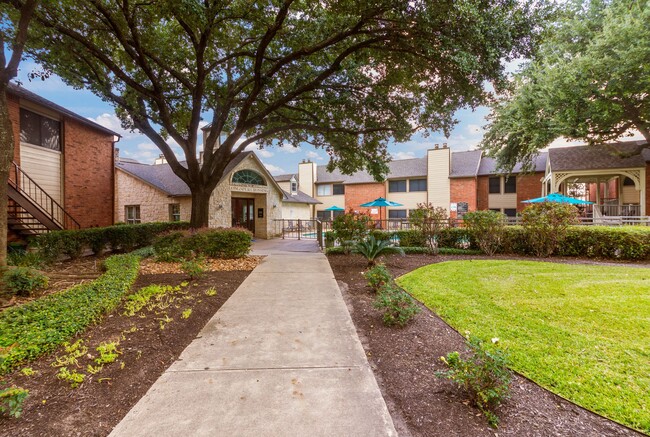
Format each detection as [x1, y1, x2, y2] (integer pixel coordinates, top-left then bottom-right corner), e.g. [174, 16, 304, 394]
[56, 367, 86, 388]
[332, 210, 371, 254]
[7, 250, 45, 268]
[409, 203, 449, 253]
[181, 257, 207, 280]
[2, 267, 49, 297]
[20, 367, 36, 377]
[86, 364, 103, 375]
[204, 287, 217, 296]
[95, 341, 121, 365]
[437, 335, 512, 427]
[158, 314, 173, 330]
[0, 386, 29, 418]
[353, 236, 404, 266]
[51, 340, 88, 368]
[463, 210, 507, 256]
[181, 308, 192, 319]
[364, 263, 392, 292]
[373, 283, 420, 327]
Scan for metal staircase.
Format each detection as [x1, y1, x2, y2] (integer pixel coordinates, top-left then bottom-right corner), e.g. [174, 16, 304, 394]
[7, 161, 80, 240]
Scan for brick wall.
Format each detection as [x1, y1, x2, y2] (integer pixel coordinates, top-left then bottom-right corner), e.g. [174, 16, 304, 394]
[477, 176, 489, 210]
[516, 173, 544, 211]
[63, 118, 115, 228]
[344, 183, 386, 219]
[450, 177, 477, 218]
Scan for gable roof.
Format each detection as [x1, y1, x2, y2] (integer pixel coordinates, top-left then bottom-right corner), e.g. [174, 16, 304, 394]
[8, 82, 119, 137]
[281, 190, 321, 204]
[316, 157, 428, 184]
[450, 150, 483, 178]
[548, 141, 649, 171]
[116, 151, 253, 197]
[478, 152, 548, 175]
[274, 173, 296, 182]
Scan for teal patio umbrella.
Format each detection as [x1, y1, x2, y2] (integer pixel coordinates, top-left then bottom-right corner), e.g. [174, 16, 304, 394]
[522, 192, 593, 205]
[360, 197, 403, 222]
[324, 205, 345, 211]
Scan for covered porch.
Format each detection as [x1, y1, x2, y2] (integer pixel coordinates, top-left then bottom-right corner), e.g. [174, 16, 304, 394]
[543, 168, 646, 217]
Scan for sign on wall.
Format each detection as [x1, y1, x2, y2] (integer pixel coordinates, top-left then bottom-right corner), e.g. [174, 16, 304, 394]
[457, 202, 469, 216]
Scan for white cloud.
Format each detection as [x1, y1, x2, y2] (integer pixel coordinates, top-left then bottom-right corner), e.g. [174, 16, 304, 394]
[137, 142, 157, 151]
[90, 113, 141, 139]
[305, 150, 323, 160]
[278, 145, 301, 154]
[257, 149, 274, 158]
[391, 151, 416, 160]
[262, 162, 286, 175]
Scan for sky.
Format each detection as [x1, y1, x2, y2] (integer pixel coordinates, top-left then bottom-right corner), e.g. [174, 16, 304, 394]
[16, 58, 643, 177]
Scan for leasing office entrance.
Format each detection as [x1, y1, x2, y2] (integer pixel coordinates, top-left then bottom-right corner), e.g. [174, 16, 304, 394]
[231, 197, 255, 233]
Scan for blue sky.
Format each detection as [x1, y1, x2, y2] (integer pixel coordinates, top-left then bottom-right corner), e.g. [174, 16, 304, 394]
[15, 59, 493, 175]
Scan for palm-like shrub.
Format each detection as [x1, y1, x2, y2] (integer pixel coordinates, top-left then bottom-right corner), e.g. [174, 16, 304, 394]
[353, 236, 404, 266]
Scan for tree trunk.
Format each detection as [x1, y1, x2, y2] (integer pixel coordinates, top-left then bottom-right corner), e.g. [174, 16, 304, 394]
[189, 186, 213, 229]
[0, 85, 14, 268]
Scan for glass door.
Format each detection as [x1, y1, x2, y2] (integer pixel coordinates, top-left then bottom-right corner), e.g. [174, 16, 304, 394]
[231, 198, 255, 234]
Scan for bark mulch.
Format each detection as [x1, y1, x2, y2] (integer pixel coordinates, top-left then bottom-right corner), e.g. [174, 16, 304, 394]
[0, 268, 252, 437]
[328, 253, 645, 437]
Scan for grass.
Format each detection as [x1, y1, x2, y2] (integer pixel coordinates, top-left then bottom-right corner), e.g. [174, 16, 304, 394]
[397, 260, 650, 434]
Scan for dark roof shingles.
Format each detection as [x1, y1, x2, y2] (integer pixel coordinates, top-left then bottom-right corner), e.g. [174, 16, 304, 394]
[548, 141, 649, 171]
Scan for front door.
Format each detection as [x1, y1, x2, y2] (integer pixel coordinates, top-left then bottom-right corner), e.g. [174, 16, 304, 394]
[231, 198, 255, 234]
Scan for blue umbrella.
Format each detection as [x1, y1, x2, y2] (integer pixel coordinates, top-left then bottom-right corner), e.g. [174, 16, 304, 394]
[522, 192, 594, 205]
[324, 205, 345, 211]
[360, 197, 403, 223]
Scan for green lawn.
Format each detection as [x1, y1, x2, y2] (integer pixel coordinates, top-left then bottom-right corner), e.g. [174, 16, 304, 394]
[397, 260, 650, 434]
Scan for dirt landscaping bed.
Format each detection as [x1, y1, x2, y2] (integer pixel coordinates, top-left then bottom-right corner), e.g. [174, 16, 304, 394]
[328, 253, 644, 437]
[0, 263, 253, 437]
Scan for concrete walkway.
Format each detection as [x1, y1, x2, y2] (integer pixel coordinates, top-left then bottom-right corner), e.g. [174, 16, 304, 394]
[110, 241, 396, 437]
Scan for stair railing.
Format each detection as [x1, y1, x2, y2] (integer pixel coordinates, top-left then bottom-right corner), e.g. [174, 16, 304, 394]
[8, 161, 80, 230]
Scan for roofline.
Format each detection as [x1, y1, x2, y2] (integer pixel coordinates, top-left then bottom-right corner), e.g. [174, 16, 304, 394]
[116, 165, 174, 196]
[8, 82, 120, 138]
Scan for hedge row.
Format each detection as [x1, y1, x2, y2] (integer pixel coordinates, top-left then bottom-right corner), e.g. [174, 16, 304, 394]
[34, 222, 191, 260]
[154, 228, 252, 260]
[327, 226, 650, 260]
[0, 251, 144, 375]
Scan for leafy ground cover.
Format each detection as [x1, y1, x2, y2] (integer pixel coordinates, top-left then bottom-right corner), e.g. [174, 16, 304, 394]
[397, 260, 650, 434]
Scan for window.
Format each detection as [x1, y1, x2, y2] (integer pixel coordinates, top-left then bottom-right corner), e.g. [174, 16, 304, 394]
[290, 181, 298, 193]
[409, 179, 427, 192]
[504, 177, 517, 193]
[388, 209, 407, 219]
[488, 177, 501, 194]
[316, 210, 332, 221]
[333, 184, 345, 195]
[333, 210, 344, 219]
[232, 169, 265, 185]
[389, 180, 407, 192]
[169, 204, 181, 221]
[20, 109, 61, 151]
[503, 208, 517, 218]
[125, 205, 141, 224]
[317, 184, 331, 196]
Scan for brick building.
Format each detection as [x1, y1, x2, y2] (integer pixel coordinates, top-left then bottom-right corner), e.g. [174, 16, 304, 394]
[7, 83, 118, 242]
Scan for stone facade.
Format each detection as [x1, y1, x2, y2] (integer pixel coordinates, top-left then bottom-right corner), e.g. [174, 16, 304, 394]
[115, 171, 191, 223]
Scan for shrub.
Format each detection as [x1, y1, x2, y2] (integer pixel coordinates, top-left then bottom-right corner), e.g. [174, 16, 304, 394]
[364, 263, 392, 292]
[201, 228, 252, 259]
[153, 231, 191, 262]
[520, 203, 578, 257]
[409, 203, 449, 253]
[181, 257, 206, 280]
[373, 283, 420, 327]
[438, 335, 512, 427]
[0, 386, 29, 418]
[0, 252, 141, 375]
[353, 236, 404, 266]
[438, 228, 474, 250]
[394, 230, 427, 247]
[34, 222, 190, 261]
[463, 210, 507, 256]
[558, 226, 650, 260]
[332, 211, 371, 254]
[2, 267, 49, 297]
[7, 248, 44, 269]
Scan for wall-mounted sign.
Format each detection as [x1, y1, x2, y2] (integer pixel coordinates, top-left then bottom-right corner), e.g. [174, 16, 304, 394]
[450, 202, 458, 212]
[370, 208, 379, 214]
[457, 202, 469, 216]
[257, 208, 264, 218]
[231, 183, 269, 193]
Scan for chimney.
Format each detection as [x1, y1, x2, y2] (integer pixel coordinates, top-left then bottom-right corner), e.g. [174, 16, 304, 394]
[434, 143, 439, 149]
[154, 154, 167, 165]
[114, 148, 120, 164]
[443, 143, 448, 148]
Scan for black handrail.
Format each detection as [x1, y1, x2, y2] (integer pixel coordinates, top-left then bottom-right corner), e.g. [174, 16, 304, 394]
[8, 161, 80, 230]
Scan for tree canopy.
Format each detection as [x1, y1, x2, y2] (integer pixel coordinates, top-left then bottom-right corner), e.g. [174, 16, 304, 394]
[25, 0, 546, 226]
[482, 0, 650, 172]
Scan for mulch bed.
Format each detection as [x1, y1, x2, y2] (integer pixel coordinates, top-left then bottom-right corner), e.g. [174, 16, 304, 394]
[0, 268, 251, 437]
[328, 253, 645, 437]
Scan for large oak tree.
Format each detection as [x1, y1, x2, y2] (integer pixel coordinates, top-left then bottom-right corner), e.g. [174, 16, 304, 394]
[482, 0, 650, 171]
[26, 0, 545, 227]
[1, 0, 39, 267]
